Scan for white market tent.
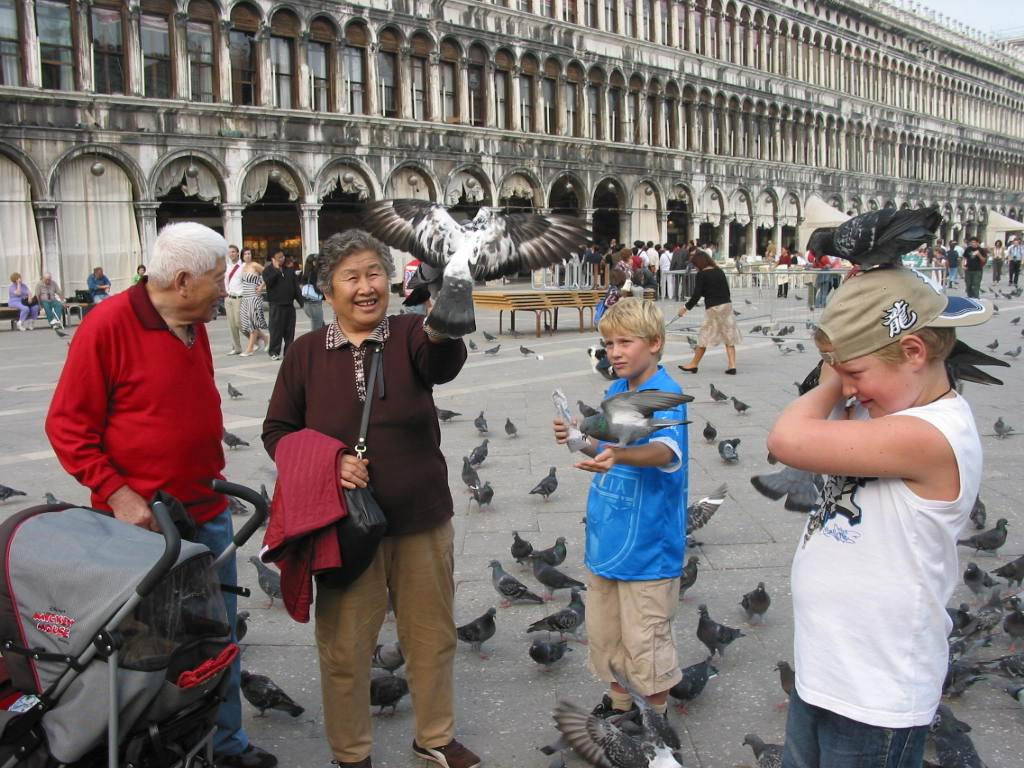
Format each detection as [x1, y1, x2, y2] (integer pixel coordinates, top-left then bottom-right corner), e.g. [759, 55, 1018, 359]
[798, 195, 851, 252]
[985, 210, 1024, 244]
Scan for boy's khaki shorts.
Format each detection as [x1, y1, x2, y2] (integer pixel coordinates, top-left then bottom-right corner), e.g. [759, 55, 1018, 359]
[586, 571, 683, 696]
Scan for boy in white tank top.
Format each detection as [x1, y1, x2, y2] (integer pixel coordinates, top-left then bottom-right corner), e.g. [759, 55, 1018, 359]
[767, 266, 992, 768]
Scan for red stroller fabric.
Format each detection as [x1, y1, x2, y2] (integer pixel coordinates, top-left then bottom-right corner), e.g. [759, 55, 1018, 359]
[176, 643, 239, 689]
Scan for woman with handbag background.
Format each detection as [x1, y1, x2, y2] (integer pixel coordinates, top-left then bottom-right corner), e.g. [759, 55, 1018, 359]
[261, 230, 478, 768]
[301, 253, 326, 331]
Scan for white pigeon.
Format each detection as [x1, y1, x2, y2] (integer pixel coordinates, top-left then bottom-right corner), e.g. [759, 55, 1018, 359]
[362, 199, 591, 336]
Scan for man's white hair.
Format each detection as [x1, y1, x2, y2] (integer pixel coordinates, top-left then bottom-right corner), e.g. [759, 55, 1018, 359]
[148, 222, 227, 288]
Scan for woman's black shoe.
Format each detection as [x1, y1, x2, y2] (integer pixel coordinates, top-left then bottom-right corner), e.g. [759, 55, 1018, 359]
[678, 365, 698, 373]
[725, 368, 737, 375]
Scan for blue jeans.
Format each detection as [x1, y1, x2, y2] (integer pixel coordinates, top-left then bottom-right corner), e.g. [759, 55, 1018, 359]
[194, 510, 249, 756]
[814, 273, 832, 308]
[783, 690, 927, 768]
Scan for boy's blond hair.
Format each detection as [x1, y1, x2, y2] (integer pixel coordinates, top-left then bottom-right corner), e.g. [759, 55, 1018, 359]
[814, 326, 956, 365]
[598, 297, 665, 358]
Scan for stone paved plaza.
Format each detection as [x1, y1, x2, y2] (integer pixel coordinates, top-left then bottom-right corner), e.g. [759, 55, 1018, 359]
[1, 280, 1022, 768]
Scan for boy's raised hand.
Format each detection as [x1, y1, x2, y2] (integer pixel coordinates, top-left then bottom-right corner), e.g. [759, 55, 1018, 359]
[552, 418, 571, 444]
[575, 447, 617, 474]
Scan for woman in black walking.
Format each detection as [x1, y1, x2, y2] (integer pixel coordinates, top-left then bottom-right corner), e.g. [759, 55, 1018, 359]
[675, 250, 740, 374]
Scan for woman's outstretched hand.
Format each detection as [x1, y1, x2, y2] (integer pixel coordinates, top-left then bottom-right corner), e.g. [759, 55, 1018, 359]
[339, 453, 370, 489]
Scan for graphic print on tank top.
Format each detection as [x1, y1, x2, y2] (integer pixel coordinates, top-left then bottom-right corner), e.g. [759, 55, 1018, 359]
[803, 474, 877, 546]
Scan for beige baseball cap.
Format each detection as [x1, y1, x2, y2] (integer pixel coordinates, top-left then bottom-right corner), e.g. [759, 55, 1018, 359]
[817, 267, 992, 364]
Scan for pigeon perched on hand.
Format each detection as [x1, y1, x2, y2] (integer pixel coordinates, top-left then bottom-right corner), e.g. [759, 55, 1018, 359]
[505, 417, 518, 437]
[577, 390, 692, 445]
[227, 382, 243, 399]
[223, 431, 249, 449]
[530, 556, 586, 600]
[578, 400, 600, 418]
[702, 421, 717, 443]
[0, 484, 27, 503]
[372, 641, 405, 673]
[468, 439, 489, 467]
[530, 637, 572, 668]
[470, 481, 494, 508]
[248, 556, 282, 608]
[740, 582, 771, 624]
[436, 407, 461, 423]
[474, 411, 489, 434]
[806, 205, 941, 269]
[529, 467, 558, 501]
[457, 607, 497, 659]
[697, 604, 745, 658]
[511, 531, 534, 565]
[531, 536, 568, 567]
[718, 438, 740, 463]
[750, 466, 824, 512]
[957, 518, 1008, 555]
[370, 671, 409, 715]
[489, 560, 544, 607]
[240, 671, 304, 717]
[709, 383, 729, 402]
[742, 734, 784, 768]
[668, 658, 718, 714]
[679, 556, 700, 601]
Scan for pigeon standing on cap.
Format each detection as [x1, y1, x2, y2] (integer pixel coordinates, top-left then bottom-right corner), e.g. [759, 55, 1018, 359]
[505, 417, 518, 437]
[489, 560, 544, 607]
[668, 658, 718, 714]
[709, 383, 729, 402]
[240, 671, 304, 717]
[679, 556, 700, 601]
[457, 607, 497, 659]
[718, 438, 740, 463]
[957, 519, 1008, 555]
[474, 411, 489, 434]
[697, 604, 745, 658]
[529, 467, 559, 500]
[362, 199, 590, 336]
[530, 556, 586, 600]
[740, 582, 771, 624]
[511, 531, 534, 565]
[806, 205, 942, 269]
[577, 390, 692, 445]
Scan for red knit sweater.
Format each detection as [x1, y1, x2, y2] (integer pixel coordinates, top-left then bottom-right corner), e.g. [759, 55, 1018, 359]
[45, 281, 227, 524]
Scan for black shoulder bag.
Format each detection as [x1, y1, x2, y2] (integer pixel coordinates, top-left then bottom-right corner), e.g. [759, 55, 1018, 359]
[318, 343, 389, 589]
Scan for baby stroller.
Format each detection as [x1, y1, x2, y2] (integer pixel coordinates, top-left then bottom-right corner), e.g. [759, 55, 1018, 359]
[0, 480, 267, 768]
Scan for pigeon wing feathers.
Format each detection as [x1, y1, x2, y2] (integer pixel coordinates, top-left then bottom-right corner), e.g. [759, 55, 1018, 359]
[362, 199, 464, 269]
[552, 701, 634, 768]
[602, 390, 693, 420]
[750, 467, 821, 511]
[471, 212, 592, 281]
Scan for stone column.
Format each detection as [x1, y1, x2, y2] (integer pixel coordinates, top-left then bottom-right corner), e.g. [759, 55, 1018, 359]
[773, 218, 783, 254]
[34, 203, 62, 288]
[658, 211, 669, 245]
[600, 83, 610, 141]
[300, 203, 322, 255]
[720, 216, 730, 260]
[636, 89, 647, 144]
[171, 11, 190, 100]
[668, 1, 679, 46]
[256, 24, 273, 107]
[685, 1, 695, 51]
[125, 3, 144, 96]
[296, 33, 312, 110]
[135, 202, 161, 262]
[509, 66, 522, 132]
[596, 0, 607, 30]
[687, 215, 697, 245]
[222, 204, 244, 251]
[556, 76, 568, 136]
[428, 53, 441, 122]
[218, 19, 233, 104]
[76, 0, 94, 91]
[458, 57, 470, 124]
[399, 46, 413, 119]
[365, 43, 380, 115]
[619, 211, 631, 245]
[483, 61, 496, 128]
[19, 0, 41, 86]
[616, 0, 626, 38]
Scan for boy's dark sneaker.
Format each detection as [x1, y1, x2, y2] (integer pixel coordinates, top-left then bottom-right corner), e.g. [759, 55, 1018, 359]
[331, 759, 371, 768]
[412, 739, 481, 768]
[590, 694, 638, 719]
[215, 745, 277, 768]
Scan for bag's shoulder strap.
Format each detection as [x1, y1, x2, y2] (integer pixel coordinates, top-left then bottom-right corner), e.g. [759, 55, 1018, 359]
[355, 344, 382, 458]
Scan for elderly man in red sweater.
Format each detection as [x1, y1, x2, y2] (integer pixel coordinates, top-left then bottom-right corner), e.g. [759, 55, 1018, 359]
[45, 222, 276, 768]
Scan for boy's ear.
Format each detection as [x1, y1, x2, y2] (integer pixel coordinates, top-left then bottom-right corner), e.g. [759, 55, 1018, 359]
[899, 334, 929, 367]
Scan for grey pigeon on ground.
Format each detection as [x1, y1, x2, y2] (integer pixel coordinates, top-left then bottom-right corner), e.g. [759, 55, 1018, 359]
[578, 400, 600, 418]
[532, 537, 567, 567]
[775, 661, 795, 709]
[470, 481, 494, 508]
[457, 607, 497, 659]
[223, 430, 249, 449]
[686, 485, 728, 538]
[957, 519, 1008, 555]
[484, 344, 501, 355]
[679, 556, 700, 600]
[370, 672, 409, 715]
[227, 496, 249, 516]
[520, 345, 544, 359]
[468, 439, 489, 467]
[994, 417, 1014, 438]
[531, 556, 586, 600]
[529, 467, 558, 501]
[227, 382, 243, 399]
[702, 421, 717, 443]
[963, 562, 1000, 598]
[240, 671, 304, 717]
[578, 390, 692, 445]
[0, 484, 27, 503]
[436, 407, 461, 423]
[743, 734, 784, 768]
[929, 704, 987, 768]
[489, 560, 544, 607]
[511, 531, 533, 565]
[249, 556, 282, 608]
[54, 327, 68, 338]
[235, 611, 249, 642]
[976, 652, 1024, 679]
[970, 496, 986, 530]
[505, 417, 518, 437]
[750, 466, 824, 512]
[718, 438, 740, 463]
[709, 383, 729, 402]
[993, 554, 1024, 588]
[530, 638, 571, 668]
[528, 590, 586, 641]
[668, 658, 718, 714]
[947, 604, 975, 638]
[1004, 685, 1024, 707]
[461, 457, 480, 490]
[474, 411, 489, 433]
[740, 582, 771, 624]
[372, 641, 405, 673]
[1005, 346, 1022, 359]
[468, 338, 478, 351]
[731, 396, 750, 414]
[483, 330, 497, 341]
[697, 604, 745, 658]
[986, 339, 999, 350]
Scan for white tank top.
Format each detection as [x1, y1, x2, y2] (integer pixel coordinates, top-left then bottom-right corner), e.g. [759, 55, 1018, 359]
[791, 393, 982, 728]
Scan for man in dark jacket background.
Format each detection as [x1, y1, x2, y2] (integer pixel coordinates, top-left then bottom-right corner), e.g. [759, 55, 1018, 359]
[263, 250, 304, 360]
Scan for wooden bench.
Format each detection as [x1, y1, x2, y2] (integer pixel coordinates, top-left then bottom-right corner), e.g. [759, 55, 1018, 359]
[473, 291, 556, 337]
[0, 303, 18, 329]
[545, 290, 603, 332]
[0, 301, 88, 330]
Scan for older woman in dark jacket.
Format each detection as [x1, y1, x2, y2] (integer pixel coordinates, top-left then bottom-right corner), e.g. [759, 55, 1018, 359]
[262, 230, 478, 768]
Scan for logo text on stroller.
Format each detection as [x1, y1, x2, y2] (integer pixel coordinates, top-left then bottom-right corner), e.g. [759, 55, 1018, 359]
[33, 610, 76, 639]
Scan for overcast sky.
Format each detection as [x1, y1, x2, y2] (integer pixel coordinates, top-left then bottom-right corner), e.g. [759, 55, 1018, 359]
[918, 0, 1023, 36]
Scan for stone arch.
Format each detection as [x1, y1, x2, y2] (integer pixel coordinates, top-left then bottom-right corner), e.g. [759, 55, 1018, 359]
[0, 141, 46, 199]
[49, 144, 149, 200]
[314, 157, 379, 202]
[149, 149, 228, 203]
[446, 164, 494, 208]
[497, 167, 544, 208]
[384, 162, 440, 201]
[631, 177, 664, 213]
[699, 184, 726, 226]
[236, 154, 310, 203]
[546, 171, 586, 214]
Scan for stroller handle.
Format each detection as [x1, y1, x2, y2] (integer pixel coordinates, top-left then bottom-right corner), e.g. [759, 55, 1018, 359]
[211, 479, 269, 548]
[135, 500, 182, 598]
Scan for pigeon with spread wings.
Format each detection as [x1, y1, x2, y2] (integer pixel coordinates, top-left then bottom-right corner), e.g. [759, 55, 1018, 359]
[578, 390, 692, 445]
[362, 199, 591, 337]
